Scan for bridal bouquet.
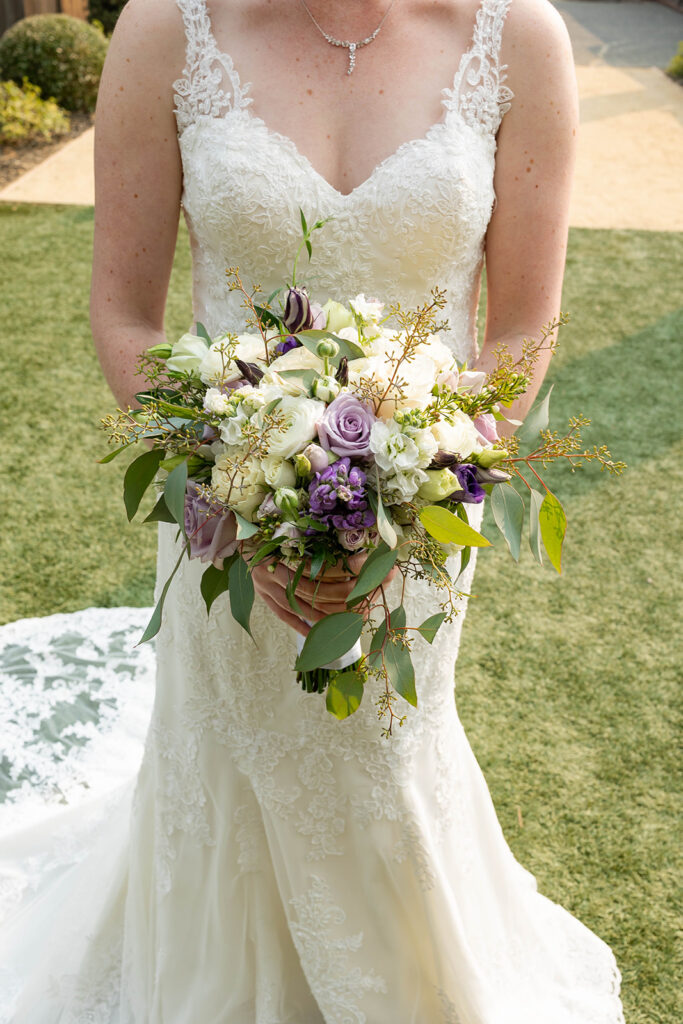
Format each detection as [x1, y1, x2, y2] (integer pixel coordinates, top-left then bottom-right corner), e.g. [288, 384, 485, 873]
[101, 215, 623, 733]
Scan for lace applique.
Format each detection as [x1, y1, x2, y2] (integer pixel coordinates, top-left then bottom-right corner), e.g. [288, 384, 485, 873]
[447, 0, 514, 136]
[288, 875, 387, 1023]
[172, 0, 251, 134]
[46, 936, 122, 1024]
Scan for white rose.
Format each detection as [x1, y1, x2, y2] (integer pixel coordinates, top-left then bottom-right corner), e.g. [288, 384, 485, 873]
[267, 345, 323, 375]
[262, 454, 297, 488]
[212, 453, 266, 520]
[415, 334, 455, 372]
[261, 394, 325, 460]
[204, 387, 232, 416]
[166, 332, 209, 375]
[370, 419, 422, 473]
[431, 409, 483, 458]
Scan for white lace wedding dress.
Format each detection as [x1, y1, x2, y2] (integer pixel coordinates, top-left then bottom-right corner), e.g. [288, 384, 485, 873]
[0, 0, 625, 1020]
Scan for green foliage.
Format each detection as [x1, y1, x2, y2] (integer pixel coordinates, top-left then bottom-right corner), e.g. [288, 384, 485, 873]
[0, 77, 69, 145]
[0, 15, 108, 112]
[666, 41, 683, 81]
[295, 612, 364, 672]
[87, 0, 126, 36]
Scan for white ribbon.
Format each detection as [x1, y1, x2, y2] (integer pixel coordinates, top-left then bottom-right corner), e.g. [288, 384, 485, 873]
[296, 628, 362, 672]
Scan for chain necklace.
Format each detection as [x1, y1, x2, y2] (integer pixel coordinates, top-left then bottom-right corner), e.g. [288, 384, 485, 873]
[298, 0, 398, 75]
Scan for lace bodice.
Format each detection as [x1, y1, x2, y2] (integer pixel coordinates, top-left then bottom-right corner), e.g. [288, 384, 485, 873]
[172, 0, 514, 361]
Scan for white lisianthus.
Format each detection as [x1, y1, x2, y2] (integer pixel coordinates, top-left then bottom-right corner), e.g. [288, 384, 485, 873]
[349, 294, 384, 325]
[322, 299, 355, 333]
[199, 334, 267, 387]
[381, 467, 428, 503]
[212, 453, 266, 520]
[370, 419, 421, 473]
[416, 468, 459, 502]
[458, 369, 487, 395]
[203, 387, 232, 416]
[166, 332, 209, 375]
[218, 407, 250, 446]
[261, 394, 325, 459]
[431, 409, 483, 459]
[262, 454, 297, 488]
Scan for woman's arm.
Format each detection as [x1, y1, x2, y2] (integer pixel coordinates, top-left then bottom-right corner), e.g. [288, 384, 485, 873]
[90, 0, 185, 408]
[475, 0, 578, 429]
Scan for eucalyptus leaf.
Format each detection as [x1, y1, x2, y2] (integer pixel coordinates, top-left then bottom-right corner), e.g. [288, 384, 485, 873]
[308, 548, 325, 582]
[490, 484, 525, 561]
[367, 606, 415, 705]
[249, 539, 284, 566]
[98, 444, 128, 465]
[234, 512, 259, 540]
[416, 612, 447, 644]
[138, 541, 188, 644]
[228, 556, 255, 637]
[295, 612, 364, 672]
[195, 322, 212, 346]
[528, 489, 545, 565]
[539, 490, 566, 574]
[419, 505, 490, 548]
[200, 556, 238, 615]
[124, 448, 163, 522]
[286, 560, 306, 616]
[457, 544, 472, 580]
[254, 304, 283, 330]
[346, 544, 398, 605]
[143, 493, 176, 524]
[164, 460, 188, 532]
[326, 670, 365, 720]
[263, 397, 282, 416]
[517, 385, 554, 446]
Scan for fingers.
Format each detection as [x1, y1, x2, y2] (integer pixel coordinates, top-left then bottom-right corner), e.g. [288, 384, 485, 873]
[258, 589, 310, 638]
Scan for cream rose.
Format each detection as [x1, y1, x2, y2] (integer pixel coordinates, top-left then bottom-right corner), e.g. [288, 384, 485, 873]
[431, 409, 483, 459]
[212, 453, 267, 520]
[166, 332, 209, 375]
[261, 394, 325, 459]
[199, 334, 267, 387]
[262, 454, 297, 488]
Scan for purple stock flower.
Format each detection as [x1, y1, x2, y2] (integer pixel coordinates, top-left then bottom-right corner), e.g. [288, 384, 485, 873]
[449, 463, 486, 504]
[317, 393, 376, 458]
[184, 481, 239, 567]
[308, 457, 376, 531]
[274, 334, 301, 357]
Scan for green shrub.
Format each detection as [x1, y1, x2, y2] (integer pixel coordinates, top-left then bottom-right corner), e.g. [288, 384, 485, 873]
[0, 15, 108, 112]
[88, 0, 126, 37]
[666, 42, 683, 82]
[0, 77, 70, 145]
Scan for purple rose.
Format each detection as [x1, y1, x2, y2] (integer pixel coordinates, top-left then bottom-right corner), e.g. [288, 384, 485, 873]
[337, 527, 371, 551]
[474, 413, 499, 445]
[308, 457, 376, 530]
[184, 481, 239, 567]
[317, 394, 376, 458]
[449, 463, 486, 505]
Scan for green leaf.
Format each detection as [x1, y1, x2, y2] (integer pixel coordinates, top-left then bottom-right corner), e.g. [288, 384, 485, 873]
[416, 612, 447, 644]
[263, 397, 282, 416]
[457, 543, 472, 580]
[234, 511, 259, 540]
[163, 460, 188, 533]
[143, 492, 176, 524]
[367, 606, 416, 706]
[98, 444, 128, 464]
[286, 560, 306, 616]
[300, 208, 308, 236]
[539, 490, 567, 574]
[277, 368, 319, 390]
[528, 489, 545, 565]
[308, 548, 325, 582]
[249, 538, 284, 566]
[253, 304, 283, 330]
[370, 475, 398, 549]
[228, 556, 255, 637]
[490, 484, 525, 561]
[346, 544, 398, 605]
[200, 556, 238, 615]
[124, 448, 163, 521]
[138, 541, 188, 644]
[295, 612, 364, 672]
[195, 322, 212, 346]
[297, 329, 365, 363]
[326, 670, 364, 719]
[159, 453, 188, 472]
[517, 385, 554, 446]
[419, 505, 491, 548]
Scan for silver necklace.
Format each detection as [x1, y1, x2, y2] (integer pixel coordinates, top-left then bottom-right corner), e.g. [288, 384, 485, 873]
[299, 0, 397, 75]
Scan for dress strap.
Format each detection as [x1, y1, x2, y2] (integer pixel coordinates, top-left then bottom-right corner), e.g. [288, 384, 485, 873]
[446, 0, 514, 136]
[172, 0, 251, 135]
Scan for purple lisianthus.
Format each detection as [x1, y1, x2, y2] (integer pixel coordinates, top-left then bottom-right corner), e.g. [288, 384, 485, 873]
[449, 463, 486, 504]
[283, 287, 314, 333]
[184, 481, 239, 567]
[317, 393, 376, 458]
[274, 334, 301, 357]
[308, 457, 376, 530]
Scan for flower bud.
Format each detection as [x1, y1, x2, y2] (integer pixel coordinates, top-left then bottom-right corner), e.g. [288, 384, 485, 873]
[294, 453, 312, 478]
[476, 447, 509, 469]
[303, 443, 330, 475]
[147, 342, 173, 359]
[283, 287, 313, 333]
[311, 374, 341, 402]
[274, 487, 300, 518]
[335, 356, 349, 386]
[474, 465, 511, 485]
[234, 359, 264, 385]
[316, 339, 339, 359]
[429, 450, 458, 469]
[417, 469, 459, 502]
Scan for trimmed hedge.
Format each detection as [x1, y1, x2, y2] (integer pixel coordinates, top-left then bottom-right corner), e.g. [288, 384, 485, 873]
[88, 0, 127, 36]
[0, 77, 70, 145]
[0, 15, 108, 112]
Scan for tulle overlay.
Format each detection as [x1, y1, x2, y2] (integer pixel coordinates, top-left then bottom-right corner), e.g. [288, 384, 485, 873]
[0, 0, 625, 1017]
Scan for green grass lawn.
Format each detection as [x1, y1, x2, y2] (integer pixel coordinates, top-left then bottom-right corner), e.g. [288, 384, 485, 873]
[0, 203, 681, 1022]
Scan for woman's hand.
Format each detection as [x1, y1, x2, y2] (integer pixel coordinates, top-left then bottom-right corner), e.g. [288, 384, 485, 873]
[251, 554, 398, 638]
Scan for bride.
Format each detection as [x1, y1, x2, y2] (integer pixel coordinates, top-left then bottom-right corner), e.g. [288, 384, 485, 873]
[0, 0, 626, 1020]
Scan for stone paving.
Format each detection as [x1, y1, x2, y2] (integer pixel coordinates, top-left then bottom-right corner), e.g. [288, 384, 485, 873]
[0, 0, 681, 230]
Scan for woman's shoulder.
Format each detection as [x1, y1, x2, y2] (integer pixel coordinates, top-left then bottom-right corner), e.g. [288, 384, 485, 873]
[106, 0, 188, 76]
[501, 0, 573, 69]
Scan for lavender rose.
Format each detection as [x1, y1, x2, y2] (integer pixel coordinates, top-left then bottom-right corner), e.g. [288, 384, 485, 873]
[317, 393, 376, 458]
[337, 527, 371, 551]
[184, 481, 239, 567]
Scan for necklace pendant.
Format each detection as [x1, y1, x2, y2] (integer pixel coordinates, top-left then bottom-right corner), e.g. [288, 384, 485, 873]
[347, 42, 356, 75]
